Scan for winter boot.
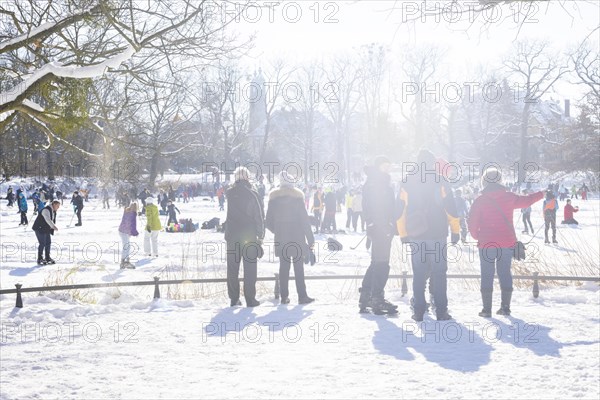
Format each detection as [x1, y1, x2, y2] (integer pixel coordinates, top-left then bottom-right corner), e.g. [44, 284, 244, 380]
[436, 311, 453, 321]
[371, 296, 398, 315]
[37, 258, 47, 265]
[299, 296, 315, 305]
[411, 311, 424, 322]
[496, 290, 512, 315]
[544, 237, 550, 244]
[478, 291, 493, 318]
[230, 299, 242, 307]
[552, 238, 558, 244]
[358, 287, 371, 313]
[45, 258, 56, 265]
[246, 299, 260, 307]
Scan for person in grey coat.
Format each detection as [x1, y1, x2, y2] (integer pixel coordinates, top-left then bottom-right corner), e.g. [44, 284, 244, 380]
[224, 167, 265, 307]
[265, 171, 315, 305]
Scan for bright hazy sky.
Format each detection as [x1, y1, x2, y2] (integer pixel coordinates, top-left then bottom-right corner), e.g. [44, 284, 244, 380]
[228, 0, 599, 102]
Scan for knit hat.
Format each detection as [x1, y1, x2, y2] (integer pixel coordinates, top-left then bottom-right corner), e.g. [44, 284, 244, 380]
[234, 166, 251, 182]
[146, 197, 155, 205]
[481, 167, 502, 188]
[279, 170, 296, 188]
[373, 155, 391, 169]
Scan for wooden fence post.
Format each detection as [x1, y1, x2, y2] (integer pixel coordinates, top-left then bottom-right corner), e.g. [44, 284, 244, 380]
[153, 277, 161, 299]
[15, 283, 23, 308]
[532, 272, 540, 298]
[401, 271, 408, 297]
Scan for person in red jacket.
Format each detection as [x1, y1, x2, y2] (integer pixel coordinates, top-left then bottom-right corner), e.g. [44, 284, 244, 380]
[468, 168, 544, 317]
[561, 199, 579, 225]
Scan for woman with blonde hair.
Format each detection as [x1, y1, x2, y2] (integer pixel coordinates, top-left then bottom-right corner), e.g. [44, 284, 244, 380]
[118, 202, 139, 269]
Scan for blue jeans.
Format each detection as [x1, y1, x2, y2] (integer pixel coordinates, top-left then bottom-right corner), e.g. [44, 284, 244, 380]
[35, 231, 51, 260]
[409, 240, 448, 316]
[479, 247, 513, 292]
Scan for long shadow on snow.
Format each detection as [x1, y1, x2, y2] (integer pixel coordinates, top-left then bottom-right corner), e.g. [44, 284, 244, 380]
[9, 265, 43, 276]
[492, 316, 597, 357]
[369, 315, 493, 372]
[205, 304, 313, 337]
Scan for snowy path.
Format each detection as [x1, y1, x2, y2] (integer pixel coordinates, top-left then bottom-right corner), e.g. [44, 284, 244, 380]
[1, 190, 599, 398]
[1, 287, 599, 399]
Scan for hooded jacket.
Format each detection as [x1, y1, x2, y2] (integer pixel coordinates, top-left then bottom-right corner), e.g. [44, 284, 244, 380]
[396, 173, 458, 240]
[362, 167, 396, 234]
[265, 186, 314, 258]
[224, 180, 265, 244]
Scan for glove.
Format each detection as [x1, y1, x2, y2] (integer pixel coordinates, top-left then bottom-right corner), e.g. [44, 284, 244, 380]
[366, 224, 374, 237]
[146, 226, 151, 233]
[256, 243, 264, 259]
[451, 232, 460, 245]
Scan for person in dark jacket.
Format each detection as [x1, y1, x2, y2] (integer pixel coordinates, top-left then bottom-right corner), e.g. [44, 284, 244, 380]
[265, 171, 315, 305]
[542, 190, 559, 243]
[158, 190, 168, 213]
[454, 189, 469, 243]
[101, 187, 110, 209]
[321, 188, 338, 233]
[468, 168, 544, 317]
[70, 191, 84, 226]
[6, 186, 15, 207]
[358, 156, 399, 314]
[118, 202, 139, 269]
[17, 188, 28, 225]
[166, 201, 180, 225]
[225, 167, 265, 307]
[311, 188, 324, 233]
[32, 189, 41, 215]
[396, 150, 458, 321]
[31, 200, 61, 265]
[138, 188, 150, 214]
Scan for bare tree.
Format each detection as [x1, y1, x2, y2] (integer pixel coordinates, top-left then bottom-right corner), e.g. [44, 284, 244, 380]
[395, 44, 446, 151]
[0, 0, 247, 142]
[322, 54, 361, 182]
[503, 40, 569, 182]
[259, 59, 296, 164]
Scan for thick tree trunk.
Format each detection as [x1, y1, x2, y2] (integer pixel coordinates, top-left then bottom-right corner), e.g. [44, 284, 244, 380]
[518, 102, 531, 184]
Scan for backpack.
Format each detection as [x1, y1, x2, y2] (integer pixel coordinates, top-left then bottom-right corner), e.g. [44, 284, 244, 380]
[201, 217, 220, 230]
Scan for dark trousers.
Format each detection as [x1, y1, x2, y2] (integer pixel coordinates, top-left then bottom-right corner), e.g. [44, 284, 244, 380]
[544, 214, 556, 240]
[313, 211, 322, 232]
[76, 208, 82, 225]
[35, 231, 51, 260]
[20, 211, 28, 225]
[346, 208, 353, 228]
[561, 218, 578, 225]
[459, 217, 468, 241]
[409, 240, 448, 316]
[167, 215, 178, 225]
[226, 242, 258, 303]
[522, 212, 533, 233]
[360, 229, 393, 299]
[278, 256, 307, 300]
[321, 210, 336, 231]
[479, 247, 513, 292]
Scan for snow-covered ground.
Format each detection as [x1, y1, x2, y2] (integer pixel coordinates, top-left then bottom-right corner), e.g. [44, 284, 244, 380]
[1, 187, 599, 399]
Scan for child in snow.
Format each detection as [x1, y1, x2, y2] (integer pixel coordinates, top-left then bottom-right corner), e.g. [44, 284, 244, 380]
[543, 190, 559, 244]
[118, 202, 139, 268]
[144, 197, 161, 257]
[167, 201, 180, 225]
[17, 188, 28, 225]
[561, 199, 579, 225]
